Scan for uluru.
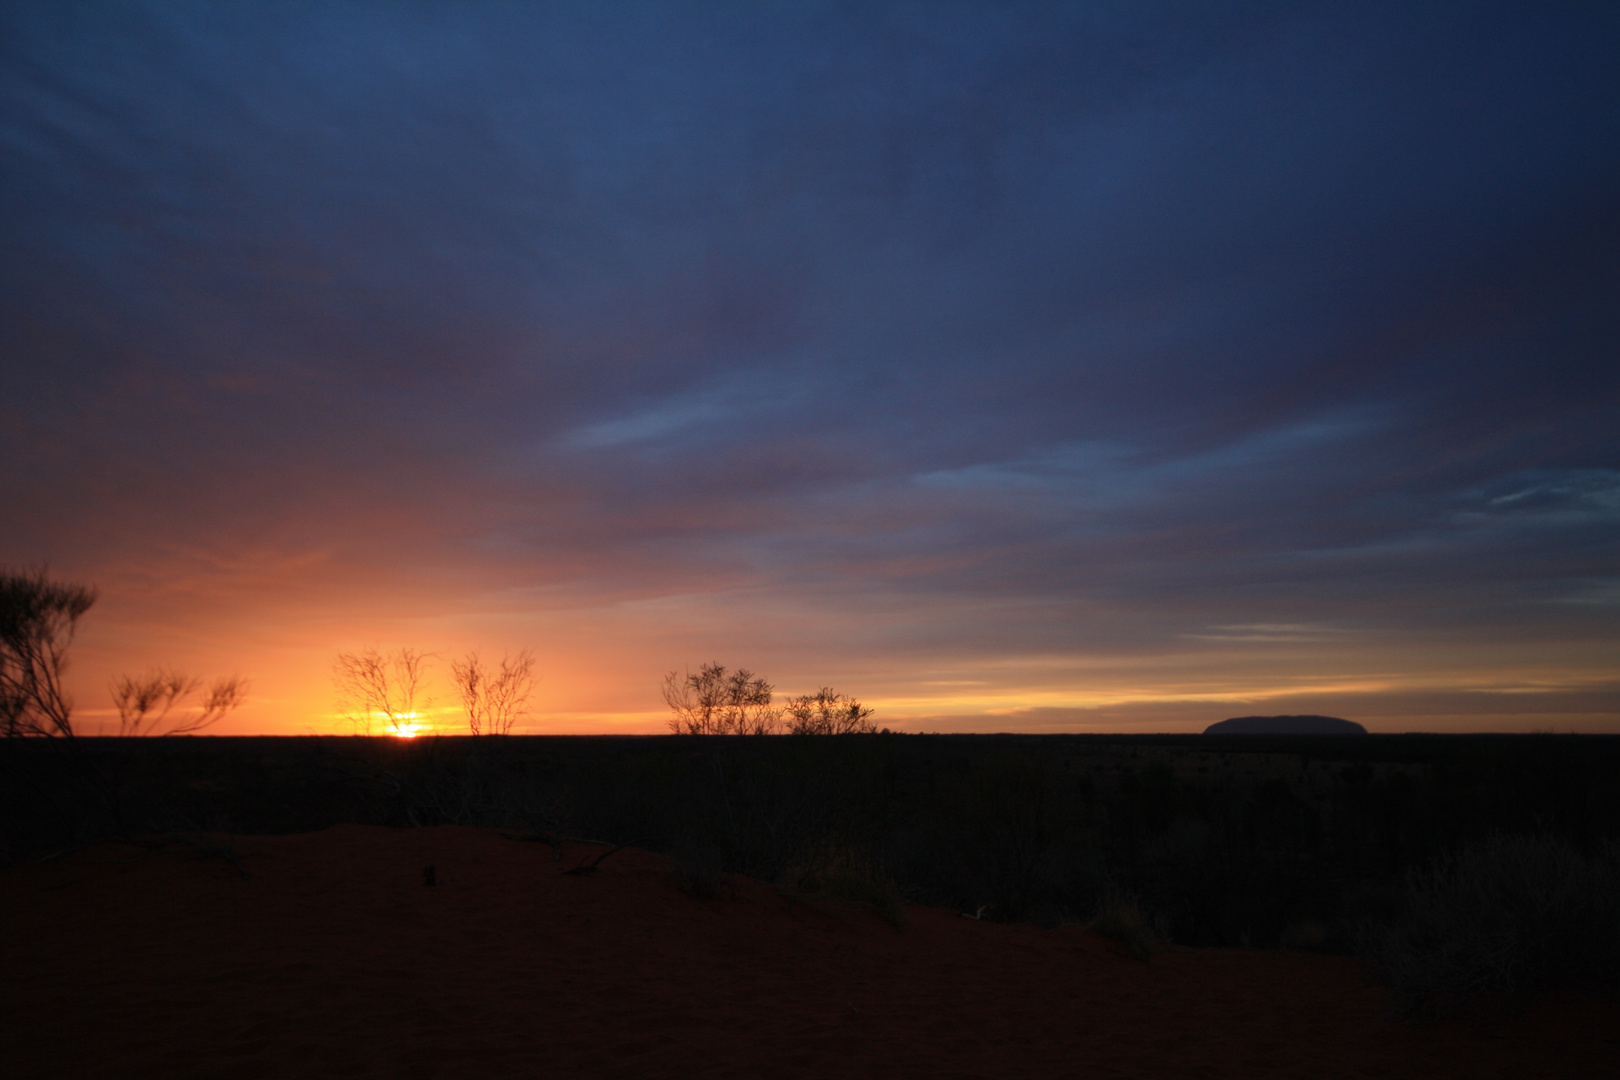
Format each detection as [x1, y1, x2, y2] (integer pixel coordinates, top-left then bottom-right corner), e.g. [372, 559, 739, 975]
[1204, 715, 1368, 735]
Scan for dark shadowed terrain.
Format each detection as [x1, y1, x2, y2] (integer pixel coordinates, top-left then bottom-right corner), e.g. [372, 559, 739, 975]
[8, 732, 1619, 952]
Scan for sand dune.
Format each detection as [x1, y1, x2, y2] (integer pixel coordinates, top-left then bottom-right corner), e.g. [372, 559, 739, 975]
[3, 824, 1615, 1078]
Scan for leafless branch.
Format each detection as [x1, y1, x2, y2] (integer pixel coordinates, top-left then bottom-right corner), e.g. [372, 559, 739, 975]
[452, 649, 535, 735]
[113, 670, 248, 736]
[333, 648, 433, 735]
[562, 839, 648, 875]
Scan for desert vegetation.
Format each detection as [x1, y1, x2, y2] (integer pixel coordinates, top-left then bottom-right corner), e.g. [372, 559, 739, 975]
[332, 647, 433, 736]
[1, 567, 249, 743]
[112, 670, 249, 736]
[451, 650, 536, 735]
[662, 663, 780, 735]
[783, 687, 877, 735]
[1360, 833, 1620, 1014]
[662, 662, 875, 736]
[6, 724, 1618, 1014]
[332, 647, 537, 736]
[0, 566, 95, 739]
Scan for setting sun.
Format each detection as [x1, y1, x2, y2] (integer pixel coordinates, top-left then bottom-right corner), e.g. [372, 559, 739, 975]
[387, 714, 424, 738]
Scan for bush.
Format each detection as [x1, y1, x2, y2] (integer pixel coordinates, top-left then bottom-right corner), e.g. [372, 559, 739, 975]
[788, 836, 907, 927]
[662, 664, 779, 735]
[672, 838, 724, 897]
[1, 566, 96, 738]
[1090, 893, 1157, 961]
[1360, 833, 1620, 1013]
[783, 689, 875, 735]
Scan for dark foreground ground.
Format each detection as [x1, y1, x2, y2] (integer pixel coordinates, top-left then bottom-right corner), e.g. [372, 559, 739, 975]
[9, 732, 1620, 939]
[5, 823, 1618, 1079]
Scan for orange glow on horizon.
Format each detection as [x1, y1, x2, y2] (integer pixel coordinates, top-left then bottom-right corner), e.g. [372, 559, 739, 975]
[379, 712, 425, 738]
[61, 615, 1620, 737]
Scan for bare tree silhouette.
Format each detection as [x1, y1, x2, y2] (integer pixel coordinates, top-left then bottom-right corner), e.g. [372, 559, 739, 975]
[783, 687, 876, 735]
[1, 566, 97, 738]
[451, 649, 535, 735]
[111, 669, 248, 736]
[662, 662, 780, 735]
[333, 648, 432, 735]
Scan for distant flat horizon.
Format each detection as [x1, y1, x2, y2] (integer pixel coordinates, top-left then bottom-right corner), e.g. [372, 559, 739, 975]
[62, 724, 1620, 740]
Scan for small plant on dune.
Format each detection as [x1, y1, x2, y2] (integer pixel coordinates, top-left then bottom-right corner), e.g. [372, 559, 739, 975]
[790, 837, 907, 927]
[672, 838, 724, 897]
[1090, 893, 1157, 961]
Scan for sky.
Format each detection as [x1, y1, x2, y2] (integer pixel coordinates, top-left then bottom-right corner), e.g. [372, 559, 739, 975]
[2, 1, 1617, 735]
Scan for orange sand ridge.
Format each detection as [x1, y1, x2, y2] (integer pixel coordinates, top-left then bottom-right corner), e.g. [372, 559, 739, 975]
[3, 824, 1616, 1078]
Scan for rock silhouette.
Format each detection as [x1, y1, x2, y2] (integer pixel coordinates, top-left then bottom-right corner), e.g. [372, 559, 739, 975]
[1203, 715, 1367, 735]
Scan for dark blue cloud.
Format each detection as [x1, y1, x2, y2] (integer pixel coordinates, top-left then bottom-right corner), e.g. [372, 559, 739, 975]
[2, 1, 1615, 728]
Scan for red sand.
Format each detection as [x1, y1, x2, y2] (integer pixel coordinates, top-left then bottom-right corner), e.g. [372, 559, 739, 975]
[3, 825, 1616, 1078]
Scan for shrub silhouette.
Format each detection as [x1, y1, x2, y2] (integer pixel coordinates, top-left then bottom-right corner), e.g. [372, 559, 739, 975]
[663, 663, 779, 735]
[0, 567, 127, 856]
[790, 836, 907, 927]
[783, 688, 875, 735]
[663, 665, 876, 736]
[1091, 893, 1157, 961]
[332, 648, 432, 735]
[672, 838, 723, 897]
[111, 669, 248, 736]
[451, 649, 535, 735]
[1, 566, 96, 738]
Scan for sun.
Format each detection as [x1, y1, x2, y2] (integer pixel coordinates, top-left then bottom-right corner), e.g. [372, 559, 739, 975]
[380, 711, 425, 738]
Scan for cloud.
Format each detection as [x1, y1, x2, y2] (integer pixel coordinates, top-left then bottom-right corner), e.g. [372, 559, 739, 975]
[1, 2, 1616, 731]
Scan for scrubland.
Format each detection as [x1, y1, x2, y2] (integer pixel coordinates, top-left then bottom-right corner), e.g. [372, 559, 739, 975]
[5, 731, 1618, 1014]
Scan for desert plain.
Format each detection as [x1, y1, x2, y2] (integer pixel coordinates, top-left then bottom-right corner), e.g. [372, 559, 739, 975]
[5, 815, 1618, 1079]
